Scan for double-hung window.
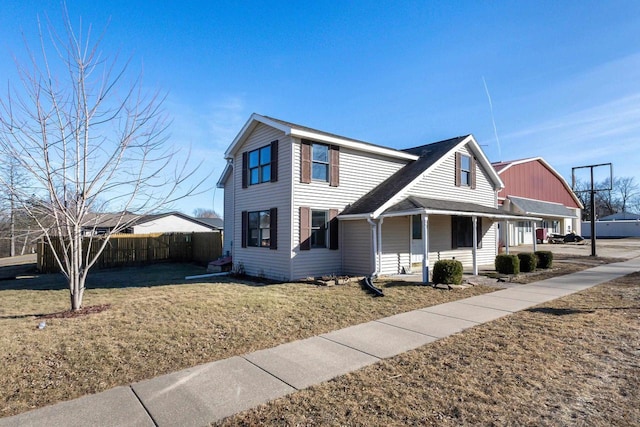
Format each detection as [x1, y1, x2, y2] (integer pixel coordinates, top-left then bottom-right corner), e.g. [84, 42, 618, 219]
[460, 154, 471, 186]
[312, 144, 329, 181]
[310, 210, 328, 248]
[248, 210, 271, 247]
[451, 216, 482, 249]
[248, 145, 271, 185]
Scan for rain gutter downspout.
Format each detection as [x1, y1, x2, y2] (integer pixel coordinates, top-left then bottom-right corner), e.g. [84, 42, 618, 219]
[367, 217, 379, 277]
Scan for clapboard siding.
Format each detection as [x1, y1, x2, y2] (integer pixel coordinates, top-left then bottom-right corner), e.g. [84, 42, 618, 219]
[222, 175, 234, 255]
[232, 124, 292, 280]
[379, 216, 411, 275]
[409, 145, 496, 208]
[419, 215, 497, 270]
[342, 220, 373, 276]
[291, 140, 408, 277]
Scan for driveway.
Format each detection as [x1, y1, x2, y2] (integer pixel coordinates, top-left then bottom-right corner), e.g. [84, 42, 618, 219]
[510, 237, 640, 260]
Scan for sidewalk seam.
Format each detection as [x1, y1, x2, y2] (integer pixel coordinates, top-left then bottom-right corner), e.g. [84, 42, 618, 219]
[129, 385, 159, 427]
[317, 335, 383, 360]
[240, 356, 300, 391]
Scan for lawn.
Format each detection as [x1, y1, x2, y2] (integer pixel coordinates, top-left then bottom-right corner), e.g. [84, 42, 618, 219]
[217, 272, 640, 426]
[0, 263, 498, 417]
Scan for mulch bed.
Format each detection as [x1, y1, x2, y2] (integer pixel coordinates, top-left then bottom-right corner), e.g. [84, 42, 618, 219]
[38, 304, 112, 319]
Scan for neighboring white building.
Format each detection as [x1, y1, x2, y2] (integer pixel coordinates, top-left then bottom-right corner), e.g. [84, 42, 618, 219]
[217, 114, 536, 282]
[82, 212, 221, 235]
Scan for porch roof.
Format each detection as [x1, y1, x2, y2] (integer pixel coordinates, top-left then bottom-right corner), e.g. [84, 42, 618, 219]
[507, 196, 577, 218]
[379, 196, 541, 221]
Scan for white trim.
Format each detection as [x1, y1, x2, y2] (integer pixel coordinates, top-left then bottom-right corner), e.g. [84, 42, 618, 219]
[216, 161, 233, 188]
[380, 208, 541, 222]
[494, 157, 584, 209]
[224, 113, 418, 161]
[289, 129, 417, 160]
[372, 135, 504, 218]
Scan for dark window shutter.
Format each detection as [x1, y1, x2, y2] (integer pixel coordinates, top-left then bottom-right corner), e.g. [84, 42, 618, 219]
[471, 156, 477, 189]
[329, 209, 339, 250]
[301, 140, 311, 184]
[476, 217, 482, 249]
[241, 211, 248, 247]
[242, 152, 248, 188]
[300, 206, 311, 250]
[454, 152, 461, 187]
[270, 140, 279, 183]
[451, 216, 458, 249]
[270, 207, 278, 250]
[329, 145, 340, 187]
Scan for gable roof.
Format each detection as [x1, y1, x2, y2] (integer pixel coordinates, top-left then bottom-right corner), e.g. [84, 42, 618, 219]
[341, 135, 504, 218]
[83, 212, 221, 230]
[492, 157, 583, 209]
[223, 113, 418, 161]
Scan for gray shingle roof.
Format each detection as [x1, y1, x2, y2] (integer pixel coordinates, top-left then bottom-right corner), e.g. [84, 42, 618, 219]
[385, 196, 526, 217]
[340, 136, 468, 216]
[508, 196, 577, 218]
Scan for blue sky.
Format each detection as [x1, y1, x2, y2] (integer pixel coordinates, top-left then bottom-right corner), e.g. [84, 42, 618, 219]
[1, 1, 638, 216]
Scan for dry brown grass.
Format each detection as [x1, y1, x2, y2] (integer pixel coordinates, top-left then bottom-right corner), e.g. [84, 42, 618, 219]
[0, 263, 494, 417]
[218, 273, 640, 427]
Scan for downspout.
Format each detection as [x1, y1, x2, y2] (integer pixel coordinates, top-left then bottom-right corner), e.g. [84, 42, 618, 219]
[367, 217, 379, 277]
[377, 217, 384, 275]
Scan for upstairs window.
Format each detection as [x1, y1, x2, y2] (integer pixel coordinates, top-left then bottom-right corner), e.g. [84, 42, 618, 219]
[241, 140, 278, 188]
[455, 152, 476, 188]
[312, 144, 329, 181]
[249, 145, 271, 185]
[301, 139, 339, 186]
[460, 154, 471, 186]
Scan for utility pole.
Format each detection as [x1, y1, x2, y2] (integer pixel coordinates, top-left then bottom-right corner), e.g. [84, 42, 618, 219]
[572, 162, 613, 258]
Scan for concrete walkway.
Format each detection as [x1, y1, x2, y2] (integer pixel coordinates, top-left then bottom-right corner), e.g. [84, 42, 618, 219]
[2, 257, 639, 427]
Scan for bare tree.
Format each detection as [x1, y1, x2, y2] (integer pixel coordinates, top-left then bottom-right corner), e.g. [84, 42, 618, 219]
[0, 155, 31, 256]
[192, 208, 221, 218]
[0, 13, 203, 310]
[614, 176, 638, 213]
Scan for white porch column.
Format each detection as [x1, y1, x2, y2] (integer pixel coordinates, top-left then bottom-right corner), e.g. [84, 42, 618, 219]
[505, 220, 510, 254]
[472, 216, 478, 275]
[532, 221, 537, 252]
[377, 218, 384, 275]
[422, 213, 429, 284]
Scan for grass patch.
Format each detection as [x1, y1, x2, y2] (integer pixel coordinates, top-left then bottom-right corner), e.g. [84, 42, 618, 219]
[217, 272, 640, 426]
[0, 264, 493, 417]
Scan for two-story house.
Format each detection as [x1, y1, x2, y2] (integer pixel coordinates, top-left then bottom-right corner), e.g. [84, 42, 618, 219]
[217, 114, 535, 282]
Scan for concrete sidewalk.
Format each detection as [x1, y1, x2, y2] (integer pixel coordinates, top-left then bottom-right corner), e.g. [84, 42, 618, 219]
[2, 257, 639, 427]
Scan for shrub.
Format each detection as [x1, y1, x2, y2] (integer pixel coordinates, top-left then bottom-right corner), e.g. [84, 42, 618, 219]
[432, 259, 463, 285]
[517, 252, 537, 273]
[495, 254, 520, 275]
[535, 250, 553, 269]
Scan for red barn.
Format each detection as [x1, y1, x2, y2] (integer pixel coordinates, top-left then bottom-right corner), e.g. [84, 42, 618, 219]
[493, 157, 583, 246]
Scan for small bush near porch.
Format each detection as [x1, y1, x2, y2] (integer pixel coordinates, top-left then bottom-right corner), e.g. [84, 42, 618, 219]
[495, 254, 520, 274]
[432, 260, 463, 285]
[517, 253, 537, 273]
[535, 250, 554, 269]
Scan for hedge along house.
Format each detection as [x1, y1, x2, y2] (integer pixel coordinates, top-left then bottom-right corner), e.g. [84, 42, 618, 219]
[492, 157, 583, 249]
[217, 114, 537, 282]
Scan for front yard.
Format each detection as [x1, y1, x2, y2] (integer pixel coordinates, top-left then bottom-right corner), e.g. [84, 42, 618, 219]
[0, 263, 495, 417]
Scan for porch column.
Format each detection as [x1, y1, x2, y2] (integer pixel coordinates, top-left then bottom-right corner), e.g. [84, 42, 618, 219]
[505, 220, 510, 254]
[377, 218, 384, 275]
[532, 221, 537, 252]
[422, 213, 429, 284]
[472, 216, 478, 275]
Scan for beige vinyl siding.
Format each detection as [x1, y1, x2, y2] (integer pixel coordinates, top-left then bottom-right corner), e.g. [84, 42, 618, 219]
[232, 124, 292, 280]
[408, 145, 496, 208]
[379, 216, 411, 275]
[222, 174, 234, 255]
[418, 215, 497, 270]
[342, 220, 373, 276]
[292, 140, 408, 278]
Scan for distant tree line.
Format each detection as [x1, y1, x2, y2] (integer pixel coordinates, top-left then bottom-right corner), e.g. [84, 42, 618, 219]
[574, 176, 640, 221]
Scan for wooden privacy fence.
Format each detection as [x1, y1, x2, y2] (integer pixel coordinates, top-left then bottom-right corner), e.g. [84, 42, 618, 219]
[37, 232, 222, 273]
